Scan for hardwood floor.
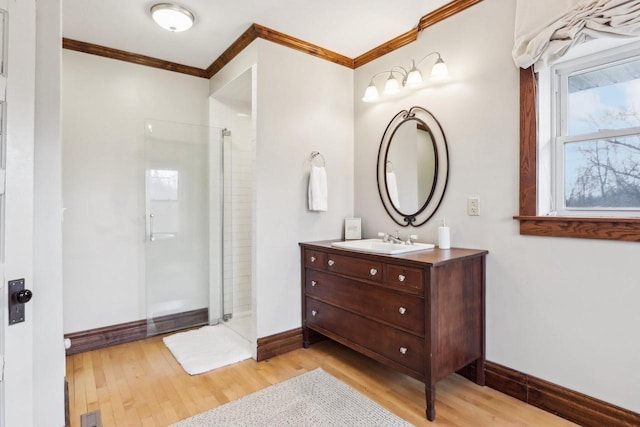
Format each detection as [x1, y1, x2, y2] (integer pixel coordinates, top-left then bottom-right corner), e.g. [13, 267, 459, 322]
[66, 336, 577, 426]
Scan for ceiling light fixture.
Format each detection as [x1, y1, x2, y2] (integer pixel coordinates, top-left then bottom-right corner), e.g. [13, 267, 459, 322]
[150, 3, 195, 32]
[362, 52, 448, 102]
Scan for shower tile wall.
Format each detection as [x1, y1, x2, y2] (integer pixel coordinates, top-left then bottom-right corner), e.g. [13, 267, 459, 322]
[223, 126, 253, 321]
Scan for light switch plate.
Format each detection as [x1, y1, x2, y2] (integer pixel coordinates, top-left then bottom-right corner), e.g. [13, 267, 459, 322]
[467, 196, 480, 216]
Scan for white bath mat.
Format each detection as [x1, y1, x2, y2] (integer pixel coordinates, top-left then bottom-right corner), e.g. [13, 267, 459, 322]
[163, 325, 252, 375]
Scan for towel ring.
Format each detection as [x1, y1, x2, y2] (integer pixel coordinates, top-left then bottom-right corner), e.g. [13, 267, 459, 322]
[311, 151, 326, 167]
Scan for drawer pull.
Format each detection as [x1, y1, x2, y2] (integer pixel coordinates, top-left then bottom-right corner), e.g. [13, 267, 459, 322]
[311, 310, 318, 317]
[328, 259, 335, 267]
[310, 256, 316, 263]
[398, 307, 407, 315]
[398, 274, 406, 282]
[399, 347, 408, 355]
[370, 268, 378, 276]
[311, 280, 317, 287]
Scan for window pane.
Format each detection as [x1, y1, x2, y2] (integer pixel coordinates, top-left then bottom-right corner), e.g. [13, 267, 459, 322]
[568, 58, 640, 135]
[565, 136, 640, 208]
[149, 169, 179, 201]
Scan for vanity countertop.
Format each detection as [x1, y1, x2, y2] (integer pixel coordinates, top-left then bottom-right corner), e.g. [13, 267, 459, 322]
[300, 240, 488, 267]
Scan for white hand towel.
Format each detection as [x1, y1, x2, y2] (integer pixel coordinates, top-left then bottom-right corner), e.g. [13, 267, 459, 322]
[308, 165, 328, 211]
[386, 171, 400, 209]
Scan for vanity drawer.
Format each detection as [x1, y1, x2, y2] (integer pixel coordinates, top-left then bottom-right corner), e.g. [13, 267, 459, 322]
[304, 249, 327, 270]
[306, 270, 424, 335]
[386, 264, 425, 292]
[306, 299, 424, 374]
[324, 253, 383, 282]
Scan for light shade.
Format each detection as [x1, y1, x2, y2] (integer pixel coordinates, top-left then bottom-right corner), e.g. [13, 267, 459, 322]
[405, 67, 423, 87]
[151, 3, 194, 32]
[383, 73, 401, 94]
[362, 81, 380, 102]
[430, 57, 449, 80]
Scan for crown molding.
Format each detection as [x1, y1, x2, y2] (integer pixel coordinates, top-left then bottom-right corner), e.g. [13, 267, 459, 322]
[252, 24, 353, 69]
[353, 28, 419, 69]
[210, 0, 484, 74]
[205, 24, 260, 78]
[63, 0, 484, 79]
[419, 0, 485, 30]
[62, 38, 209, 78]
[206, 23, 354, 78]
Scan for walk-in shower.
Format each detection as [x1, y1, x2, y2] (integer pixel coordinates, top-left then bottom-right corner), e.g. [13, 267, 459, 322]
[144, 119, 253, 344]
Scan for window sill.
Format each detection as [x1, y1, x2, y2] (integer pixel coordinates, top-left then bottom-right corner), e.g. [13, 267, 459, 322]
[514, 216, 640, 241]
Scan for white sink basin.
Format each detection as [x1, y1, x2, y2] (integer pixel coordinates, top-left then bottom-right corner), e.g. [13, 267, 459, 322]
[331, 238, 434, 255]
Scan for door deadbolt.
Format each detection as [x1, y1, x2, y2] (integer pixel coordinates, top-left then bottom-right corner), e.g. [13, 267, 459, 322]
[8, 279, 32, 325]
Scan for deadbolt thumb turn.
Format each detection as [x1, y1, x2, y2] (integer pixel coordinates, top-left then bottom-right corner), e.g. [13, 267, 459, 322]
[8, 278, 33, 325]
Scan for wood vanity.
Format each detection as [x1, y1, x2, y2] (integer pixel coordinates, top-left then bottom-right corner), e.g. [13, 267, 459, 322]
[300, 240, 487, 421]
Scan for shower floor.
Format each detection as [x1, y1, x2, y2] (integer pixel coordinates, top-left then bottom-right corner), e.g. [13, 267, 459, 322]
[225, 311, 254, 343]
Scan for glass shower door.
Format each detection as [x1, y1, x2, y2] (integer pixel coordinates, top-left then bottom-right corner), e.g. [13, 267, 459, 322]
[144, 120, 222, 336]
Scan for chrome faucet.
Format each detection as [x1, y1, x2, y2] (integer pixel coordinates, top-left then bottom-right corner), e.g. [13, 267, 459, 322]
[378, 231, 403, 244]
[406, 234, 418, 245]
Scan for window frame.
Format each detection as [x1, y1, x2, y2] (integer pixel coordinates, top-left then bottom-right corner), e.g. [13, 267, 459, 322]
[515, 65, 640, 241]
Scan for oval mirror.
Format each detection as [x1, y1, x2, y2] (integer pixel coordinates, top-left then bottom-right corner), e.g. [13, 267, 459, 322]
[376, 106, 449, 227]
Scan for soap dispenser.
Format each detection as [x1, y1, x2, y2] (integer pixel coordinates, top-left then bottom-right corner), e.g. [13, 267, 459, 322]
[438, 219, 451, 250]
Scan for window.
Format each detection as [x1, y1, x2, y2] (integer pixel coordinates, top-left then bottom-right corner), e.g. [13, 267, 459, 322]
[551, 44, 640, 217]
[516, 40, 640, 242]
[149, 169, 179, 201]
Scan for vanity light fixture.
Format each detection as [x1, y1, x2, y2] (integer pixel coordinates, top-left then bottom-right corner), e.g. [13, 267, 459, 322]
[362, 52, 448, 102]
[150, 3, 195, 32]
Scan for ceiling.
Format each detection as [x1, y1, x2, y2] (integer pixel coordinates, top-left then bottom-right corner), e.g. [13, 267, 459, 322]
[62, 0, 452, 70]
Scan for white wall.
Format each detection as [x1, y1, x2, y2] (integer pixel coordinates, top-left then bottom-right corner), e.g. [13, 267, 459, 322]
[354, 0, 640, 413]
[62, 51, 209, 333]
[210, 39, 354, 338]
[34, 1, 65, 424]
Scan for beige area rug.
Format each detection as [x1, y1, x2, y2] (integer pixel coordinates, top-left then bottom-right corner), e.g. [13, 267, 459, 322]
[170, 368, 413, 427]
[163, 325, 252, 375]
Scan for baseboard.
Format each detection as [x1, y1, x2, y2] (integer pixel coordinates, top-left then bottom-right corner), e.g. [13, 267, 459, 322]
[64, 308, 208, 356]
[485, 361, 640, 427]
[64, 319, 147, 356]
[147, 308, 209, 337]
[256, 328, 303, 361]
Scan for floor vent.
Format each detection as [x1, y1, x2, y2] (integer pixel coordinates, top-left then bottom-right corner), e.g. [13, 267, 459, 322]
[80, 410, 103, 427]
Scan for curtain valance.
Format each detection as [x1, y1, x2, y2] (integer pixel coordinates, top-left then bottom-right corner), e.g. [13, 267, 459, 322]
[513, 0, 640, 69]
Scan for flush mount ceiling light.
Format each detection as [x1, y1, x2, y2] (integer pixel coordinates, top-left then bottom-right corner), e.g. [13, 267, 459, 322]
[150, 3, 195, 32]
[362, 52, 448, 102]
